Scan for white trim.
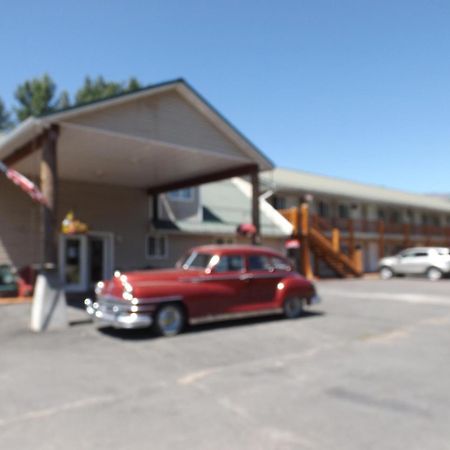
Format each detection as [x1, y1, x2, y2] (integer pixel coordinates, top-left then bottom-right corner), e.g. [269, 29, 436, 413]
[145, 233, 169, 260]
[231, 177, 293, 235]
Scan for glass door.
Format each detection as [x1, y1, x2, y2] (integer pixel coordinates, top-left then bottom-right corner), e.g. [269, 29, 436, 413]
[59, 235, 88, 292]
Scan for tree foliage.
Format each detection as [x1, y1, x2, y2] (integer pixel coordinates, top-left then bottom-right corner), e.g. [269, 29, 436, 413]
[75, 76, 141, 105]
[0, 98, 12, 130]
[14, 74, 60, 121]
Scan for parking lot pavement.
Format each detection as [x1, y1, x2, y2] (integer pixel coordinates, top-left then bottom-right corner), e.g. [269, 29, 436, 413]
[1, 278, 450, 450]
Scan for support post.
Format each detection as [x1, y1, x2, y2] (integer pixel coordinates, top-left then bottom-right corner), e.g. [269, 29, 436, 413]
[41, 125, 59, 266]
[378, 220, 385, 259]
[299, 203, 314, 280]
[152, 194, 159, 224]
[250, 167, 261, 245]
[31, 124, 67, 332]
[403, 223, 410, 248]
[348, 218, 355, 257]
[331, 228, 340, 253]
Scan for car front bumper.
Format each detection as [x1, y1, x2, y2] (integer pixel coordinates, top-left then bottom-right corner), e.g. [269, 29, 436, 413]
[85, 298, 153, 329]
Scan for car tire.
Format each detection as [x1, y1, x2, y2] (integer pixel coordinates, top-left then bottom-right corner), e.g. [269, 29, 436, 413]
[379, 266, 394, 280]
[154, 303, 186, 337]
[283, 296, 304, 319]
[426, 267, 443, 281]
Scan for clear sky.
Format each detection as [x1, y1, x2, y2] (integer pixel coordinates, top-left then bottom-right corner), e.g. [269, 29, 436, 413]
[1, 0, 449, 194]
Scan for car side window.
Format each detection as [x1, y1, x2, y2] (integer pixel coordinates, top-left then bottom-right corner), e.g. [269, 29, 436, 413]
[411, 252, 428, 257]
[248, 255, 272, 271]
[214, 255, 244, 273]
[271, 257, 292, 272]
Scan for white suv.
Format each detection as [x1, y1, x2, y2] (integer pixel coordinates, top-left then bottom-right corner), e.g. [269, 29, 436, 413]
[379, 247, 450, 281]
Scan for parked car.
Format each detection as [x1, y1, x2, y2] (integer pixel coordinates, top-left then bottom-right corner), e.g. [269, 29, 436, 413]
[379, 247, 450, 281]
[85, 245, 320, 336]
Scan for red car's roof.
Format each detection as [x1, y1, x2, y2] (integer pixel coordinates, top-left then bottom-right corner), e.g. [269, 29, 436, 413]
[190, 244, 284, 257]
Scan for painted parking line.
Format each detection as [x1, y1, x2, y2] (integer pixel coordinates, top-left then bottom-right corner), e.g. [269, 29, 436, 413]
[318, 290, 450, 307]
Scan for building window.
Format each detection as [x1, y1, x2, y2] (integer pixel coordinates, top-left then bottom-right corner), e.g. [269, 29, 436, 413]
[168, 188, 193, 202]
[146, 234, 168, 259]
[318, 200, 329, 218]
[389, 211, 401, 224]
[272, 195, 286, 210]
[338, 204, 349, 219]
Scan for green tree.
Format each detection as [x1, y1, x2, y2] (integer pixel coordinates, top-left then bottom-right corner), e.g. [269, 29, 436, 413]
[57, 90, 71, 110]
[14, 74, 58, 121]
[75, 76, 142, 105]
[0, 98, 12, 130]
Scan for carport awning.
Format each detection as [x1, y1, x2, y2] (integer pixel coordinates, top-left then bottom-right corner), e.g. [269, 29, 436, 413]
[12, 122, 257, 192]
[0, 79, 273, 193]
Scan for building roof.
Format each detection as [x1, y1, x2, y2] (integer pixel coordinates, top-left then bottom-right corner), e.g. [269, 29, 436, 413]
[0, 79, 273, 194]
[155, 177, 293, 238]
[261, 168, 450, 213]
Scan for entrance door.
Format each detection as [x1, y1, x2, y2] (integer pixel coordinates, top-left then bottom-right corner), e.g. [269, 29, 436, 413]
[59, 233, 113, 292]
[59, 235, 88, 292]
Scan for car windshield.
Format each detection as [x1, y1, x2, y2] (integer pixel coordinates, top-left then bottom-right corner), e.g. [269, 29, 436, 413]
[180, 252, 214, 270]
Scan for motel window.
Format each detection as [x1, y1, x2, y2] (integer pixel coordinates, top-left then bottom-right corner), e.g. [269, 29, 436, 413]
[338, 204, 350, 219]
[318, 200, 329, 218]
[146, 234, 168, 259]
[389, 211, 401, 224]
[168, 188, 194, 202]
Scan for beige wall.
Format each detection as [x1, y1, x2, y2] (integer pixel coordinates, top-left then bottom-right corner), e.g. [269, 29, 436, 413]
[1, 178, 286, 273]
[0, 179, 149, 271]
[0, 177, 40, 268]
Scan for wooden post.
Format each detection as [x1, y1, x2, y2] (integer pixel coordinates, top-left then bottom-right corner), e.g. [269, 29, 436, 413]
[250, 168, 261, 245]
[352, 247, 363, 275]
[332, 228, 340, 253]
[348, 218, 355, 257]
[299, 203, 313, 280]
[378, 220, 385, 259]
[403, 223, 410, 248]
[40, 125, 59, 266]
[152, 194, 159, 224]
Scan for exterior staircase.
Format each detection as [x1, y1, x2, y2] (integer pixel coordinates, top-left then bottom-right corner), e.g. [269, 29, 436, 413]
[309, 227, 361, 277]
[280, 205, 363, 279]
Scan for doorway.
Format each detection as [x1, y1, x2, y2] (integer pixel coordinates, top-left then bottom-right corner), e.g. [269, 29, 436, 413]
[59, 232, 114, 292]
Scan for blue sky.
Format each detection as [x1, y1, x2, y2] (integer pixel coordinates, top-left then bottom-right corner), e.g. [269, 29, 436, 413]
[1, 0, 449, 193]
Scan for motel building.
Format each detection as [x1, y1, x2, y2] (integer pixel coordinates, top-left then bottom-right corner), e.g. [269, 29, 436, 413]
[0, 79, 290, 295]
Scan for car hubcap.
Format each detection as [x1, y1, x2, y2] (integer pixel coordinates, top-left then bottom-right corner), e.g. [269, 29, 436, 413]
[380, 268, 392, 279]
[285, 298, 303, 317]
[158, 306, 182, 335]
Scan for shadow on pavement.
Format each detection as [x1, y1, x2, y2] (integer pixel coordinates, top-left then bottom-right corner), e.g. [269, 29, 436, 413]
[98, 310, 324, 341]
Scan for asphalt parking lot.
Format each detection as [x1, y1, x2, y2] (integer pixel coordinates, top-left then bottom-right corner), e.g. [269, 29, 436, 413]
[1, 278, 450, 450]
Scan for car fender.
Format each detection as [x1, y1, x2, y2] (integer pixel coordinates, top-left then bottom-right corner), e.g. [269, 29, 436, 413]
[274, 276, 315, 307]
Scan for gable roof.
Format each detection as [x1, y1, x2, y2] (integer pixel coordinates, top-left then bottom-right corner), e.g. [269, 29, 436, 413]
[261, 168, 450, 213]
[0, 79, 272, 172]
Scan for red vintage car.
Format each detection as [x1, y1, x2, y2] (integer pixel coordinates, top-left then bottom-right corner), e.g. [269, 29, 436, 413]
[85, 245, 320, 336]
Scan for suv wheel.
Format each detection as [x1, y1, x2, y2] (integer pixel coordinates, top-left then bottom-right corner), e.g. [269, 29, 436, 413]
[379, 266, 394, 280]
[426, 267, 442, 281]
